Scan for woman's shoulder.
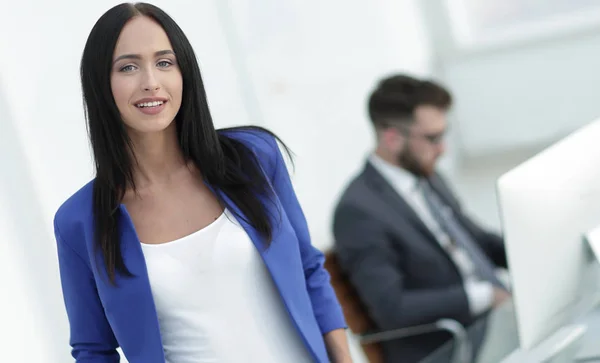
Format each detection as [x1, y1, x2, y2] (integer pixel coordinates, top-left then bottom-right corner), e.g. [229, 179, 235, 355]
[219, 126, 278, 151]
[218, 126, 282, 174]
[54, 179, 95, 245]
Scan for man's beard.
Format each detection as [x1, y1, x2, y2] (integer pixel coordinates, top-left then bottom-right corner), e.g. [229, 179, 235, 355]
[397, 144, 434, 178]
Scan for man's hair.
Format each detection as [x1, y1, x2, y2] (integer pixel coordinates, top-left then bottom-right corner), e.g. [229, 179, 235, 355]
[367, 74, 452, 129]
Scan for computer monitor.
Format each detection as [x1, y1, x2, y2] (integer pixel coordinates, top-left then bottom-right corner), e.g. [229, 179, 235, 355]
[496, 118, 600, 351]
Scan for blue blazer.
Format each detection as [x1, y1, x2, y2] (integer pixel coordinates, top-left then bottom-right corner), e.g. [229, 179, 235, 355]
[54, 130, 346, 363]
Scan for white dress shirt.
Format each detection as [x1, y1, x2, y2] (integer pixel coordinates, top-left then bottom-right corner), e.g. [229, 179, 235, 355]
[369, 154, 494, 316]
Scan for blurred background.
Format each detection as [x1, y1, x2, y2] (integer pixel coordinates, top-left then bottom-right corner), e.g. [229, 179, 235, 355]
[3, 0, 600, 361]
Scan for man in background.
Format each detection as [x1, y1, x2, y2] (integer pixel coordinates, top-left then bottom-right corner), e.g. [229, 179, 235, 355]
[333, 74, 510, 363]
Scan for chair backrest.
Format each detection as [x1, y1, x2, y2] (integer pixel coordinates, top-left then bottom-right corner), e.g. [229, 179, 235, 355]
[324, 251, 384, 363]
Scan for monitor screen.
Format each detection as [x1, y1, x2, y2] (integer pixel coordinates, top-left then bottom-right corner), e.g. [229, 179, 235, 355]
[497, 117, 600, 350]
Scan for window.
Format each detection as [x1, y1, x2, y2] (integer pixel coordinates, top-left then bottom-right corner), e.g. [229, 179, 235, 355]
[446, 0, 600, 46]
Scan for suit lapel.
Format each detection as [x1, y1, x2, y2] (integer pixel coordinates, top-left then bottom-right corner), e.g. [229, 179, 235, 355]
[428, 174, 460, 211]
[363, 162, 438, 242]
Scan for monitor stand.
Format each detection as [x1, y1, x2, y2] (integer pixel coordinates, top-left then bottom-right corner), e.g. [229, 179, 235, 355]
[501, 324, 586, 363]
[585, 225, 600, 264]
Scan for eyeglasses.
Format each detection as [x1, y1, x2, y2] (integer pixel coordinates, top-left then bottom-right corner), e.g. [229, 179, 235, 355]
[397, 126, 446, 145]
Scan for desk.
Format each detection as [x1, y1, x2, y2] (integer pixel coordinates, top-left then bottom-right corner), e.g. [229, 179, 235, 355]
[503, 297, 600, 362]
[574, 307, 600, 362]
[420, 302, 600, 363]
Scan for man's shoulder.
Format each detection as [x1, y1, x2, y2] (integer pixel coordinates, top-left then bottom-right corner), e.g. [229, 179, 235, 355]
[334, 167, 375, 214]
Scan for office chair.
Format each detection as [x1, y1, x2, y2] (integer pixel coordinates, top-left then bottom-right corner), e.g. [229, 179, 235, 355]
[324, 251, 472, 363]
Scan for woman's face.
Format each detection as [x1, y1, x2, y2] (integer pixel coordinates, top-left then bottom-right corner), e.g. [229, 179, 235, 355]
[110, 16, 183, 135]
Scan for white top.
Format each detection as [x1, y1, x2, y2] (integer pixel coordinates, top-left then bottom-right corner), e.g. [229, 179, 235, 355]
[140, 210, 313, 363]
[369, 154, 494, 316]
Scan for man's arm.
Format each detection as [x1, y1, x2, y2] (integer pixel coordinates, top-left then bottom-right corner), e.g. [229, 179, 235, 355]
[333, 203, 472, 331]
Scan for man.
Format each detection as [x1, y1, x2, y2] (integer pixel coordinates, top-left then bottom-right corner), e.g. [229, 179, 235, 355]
[332, 74, 510, 363]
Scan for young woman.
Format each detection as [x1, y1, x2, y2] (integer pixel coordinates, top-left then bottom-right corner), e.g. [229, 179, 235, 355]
[54, 3, 351, 362]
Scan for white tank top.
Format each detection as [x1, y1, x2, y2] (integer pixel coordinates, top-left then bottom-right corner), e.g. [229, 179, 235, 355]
[140, 210, 314, 363]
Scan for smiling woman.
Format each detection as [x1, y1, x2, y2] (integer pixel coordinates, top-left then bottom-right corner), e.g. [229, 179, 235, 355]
[110, 18, 182, 133]
[55, 2, 351, 363]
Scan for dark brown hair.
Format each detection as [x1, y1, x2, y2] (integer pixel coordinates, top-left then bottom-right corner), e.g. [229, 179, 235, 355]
[368, 74, 452, 129]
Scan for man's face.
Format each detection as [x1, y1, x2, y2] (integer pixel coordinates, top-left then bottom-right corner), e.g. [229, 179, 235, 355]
[397, 105, 447, 177]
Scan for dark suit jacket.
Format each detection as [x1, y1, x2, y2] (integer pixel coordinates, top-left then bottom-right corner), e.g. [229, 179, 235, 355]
[333, 162, 507, 363]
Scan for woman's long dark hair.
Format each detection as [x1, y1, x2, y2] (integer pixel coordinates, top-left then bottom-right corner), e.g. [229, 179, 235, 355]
[81, 2, 290, 284]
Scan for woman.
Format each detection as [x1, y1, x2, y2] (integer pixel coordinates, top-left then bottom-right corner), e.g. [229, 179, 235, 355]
[54, 3, 352, 363]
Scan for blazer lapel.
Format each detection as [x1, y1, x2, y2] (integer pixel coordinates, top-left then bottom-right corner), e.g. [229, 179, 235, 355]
[98, 205, 165, 362]
[214, 188, 317, 357]
[213, 188, 287, 289]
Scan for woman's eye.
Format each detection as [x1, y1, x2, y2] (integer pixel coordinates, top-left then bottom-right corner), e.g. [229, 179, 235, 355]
[120, 64, 136, 72]
[157, 60, 172, 68]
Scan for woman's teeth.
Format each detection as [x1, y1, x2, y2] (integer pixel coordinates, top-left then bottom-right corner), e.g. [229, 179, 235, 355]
[136, 101, 164, 108]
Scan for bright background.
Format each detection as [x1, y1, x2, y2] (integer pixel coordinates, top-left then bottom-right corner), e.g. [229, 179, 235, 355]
[3, 0, 600, 361]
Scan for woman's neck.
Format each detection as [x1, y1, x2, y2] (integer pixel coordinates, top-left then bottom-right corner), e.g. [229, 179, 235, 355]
[128, 123, 189, 189]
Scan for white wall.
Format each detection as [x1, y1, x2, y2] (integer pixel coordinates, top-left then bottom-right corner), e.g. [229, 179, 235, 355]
[225, 0, 433, 249]
[421, 0, 600, 158]
[415, 0, 600, 236]
[442, 32, 600, 156]
[0, 83, 56, 362]
[1, 0, 432, 361]
[452, 146, 547, 233]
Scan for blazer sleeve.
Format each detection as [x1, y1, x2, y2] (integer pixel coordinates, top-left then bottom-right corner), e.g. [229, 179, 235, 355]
[266, 136, 347, 335]
[333, 203, 473, 330]
[55, 218, 120, 363]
